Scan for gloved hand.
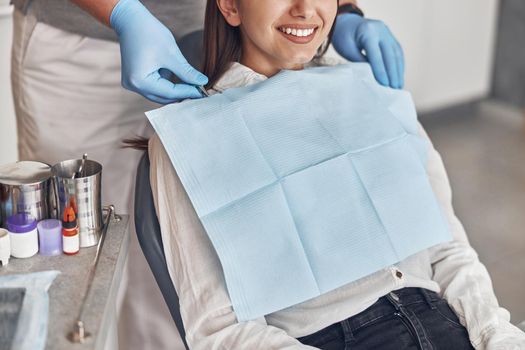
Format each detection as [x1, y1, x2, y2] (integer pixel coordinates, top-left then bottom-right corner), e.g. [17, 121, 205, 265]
[333, 14, 404, 89]
[110, 0, 208, 104]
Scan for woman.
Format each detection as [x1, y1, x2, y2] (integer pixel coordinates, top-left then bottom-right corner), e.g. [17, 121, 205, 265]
[148, 0, 525, 348]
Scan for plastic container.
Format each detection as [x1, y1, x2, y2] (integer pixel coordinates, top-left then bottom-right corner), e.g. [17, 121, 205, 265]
[7, 213, 38, 258]
[0, 228, 10, 266]
[37, 219, 62, 256]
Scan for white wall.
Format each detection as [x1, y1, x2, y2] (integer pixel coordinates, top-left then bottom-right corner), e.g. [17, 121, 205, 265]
[359, 0, 500, 112]
[0, 0, 501, 164]
[0, 0, 17, 164]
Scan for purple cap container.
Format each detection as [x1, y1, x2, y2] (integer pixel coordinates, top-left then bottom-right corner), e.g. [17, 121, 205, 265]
[6, 213, 37, 233]
[37, 219, 62, 256]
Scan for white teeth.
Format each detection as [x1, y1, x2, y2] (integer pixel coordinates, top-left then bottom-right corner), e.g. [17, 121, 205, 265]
[280, 27, 315, 37]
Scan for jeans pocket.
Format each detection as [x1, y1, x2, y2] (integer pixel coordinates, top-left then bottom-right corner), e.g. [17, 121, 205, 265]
[434, 300, 465, 329]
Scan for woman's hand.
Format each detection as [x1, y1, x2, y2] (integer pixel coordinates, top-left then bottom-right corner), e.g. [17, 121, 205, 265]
[333, 14, 404, 89]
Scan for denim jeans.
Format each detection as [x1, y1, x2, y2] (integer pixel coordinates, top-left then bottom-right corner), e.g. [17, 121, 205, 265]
[297, 288, 474, 350]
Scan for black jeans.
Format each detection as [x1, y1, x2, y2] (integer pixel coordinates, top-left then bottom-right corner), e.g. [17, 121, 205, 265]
[297, 288, 474, 350]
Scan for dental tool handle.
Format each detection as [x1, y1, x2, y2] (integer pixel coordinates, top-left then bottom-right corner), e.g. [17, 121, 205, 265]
[68, 205, 115, 343]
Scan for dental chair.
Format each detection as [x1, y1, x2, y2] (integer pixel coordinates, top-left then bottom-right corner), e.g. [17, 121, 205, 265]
[134, 152, 190, 350]
[132, 30, 204, 349]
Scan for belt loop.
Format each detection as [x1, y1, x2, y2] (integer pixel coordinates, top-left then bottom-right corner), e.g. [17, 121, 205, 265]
[419, 288, 436, 310]
[340, 319, 355, 347]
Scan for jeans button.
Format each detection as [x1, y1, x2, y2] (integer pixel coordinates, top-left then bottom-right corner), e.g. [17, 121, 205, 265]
[389, 292, 400, 302]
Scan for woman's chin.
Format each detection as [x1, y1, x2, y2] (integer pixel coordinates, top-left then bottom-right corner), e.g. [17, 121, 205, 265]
[279, 54, 316, 70]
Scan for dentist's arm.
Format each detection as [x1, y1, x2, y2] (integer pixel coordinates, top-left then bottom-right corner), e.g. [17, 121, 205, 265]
[70, 0, 118, 25]
[71, 0, 208, 104]
[333, 1, 405, 89]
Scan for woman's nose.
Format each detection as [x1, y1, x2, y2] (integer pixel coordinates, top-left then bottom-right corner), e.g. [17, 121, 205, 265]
[290, 0, 316, 19]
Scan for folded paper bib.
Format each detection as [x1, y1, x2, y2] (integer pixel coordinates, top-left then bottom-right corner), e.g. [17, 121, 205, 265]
[147, 63, 452, 321]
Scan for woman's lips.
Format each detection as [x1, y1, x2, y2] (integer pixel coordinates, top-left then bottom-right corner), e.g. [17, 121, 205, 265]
[277, 27, 317, 44]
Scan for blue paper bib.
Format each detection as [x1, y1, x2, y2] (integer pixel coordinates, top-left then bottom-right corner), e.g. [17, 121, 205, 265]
[147, 63, 452, 321]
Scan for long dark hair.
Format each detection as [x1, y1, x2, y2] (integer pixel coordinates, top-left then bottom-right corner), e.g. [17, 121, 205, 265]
[124, 0, 338, 150]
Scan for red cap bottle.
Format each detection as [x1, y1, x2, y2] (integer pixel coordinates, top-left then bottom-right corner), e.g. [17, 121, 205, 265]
[62, 206, 79, 255]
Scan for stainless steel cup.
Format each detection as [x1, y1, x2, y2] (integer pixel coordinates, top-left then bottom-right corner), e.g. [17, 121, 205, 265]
[0, 161, 53, 228]
[51, 159, 103, 248]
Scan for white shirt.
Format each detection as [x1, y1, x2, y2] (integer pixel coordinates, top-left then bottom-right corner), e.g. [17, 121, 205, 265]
[149, 61, 525, 349]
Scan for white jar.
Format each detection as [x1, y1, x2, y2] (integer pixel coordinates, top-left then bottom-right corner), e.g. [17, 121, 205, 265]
[0, 228, 10, 265]
[6, 213, 39, 258]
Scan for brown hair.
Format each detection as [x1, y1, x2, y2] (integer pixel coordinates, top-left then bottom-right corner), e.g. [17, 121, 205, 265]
[201, 0, 242, 89]
[124, 0, 338, 150]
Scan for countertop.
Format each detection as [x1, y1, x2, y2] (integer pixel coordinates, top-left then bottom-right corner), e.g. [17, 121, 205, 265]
[0, 214, 130, 350]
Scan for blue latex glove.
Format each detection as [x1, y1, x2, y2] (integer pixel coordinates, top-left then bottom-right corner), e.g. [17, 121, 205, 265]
[333, 13, 404, 89]
[110, 0, 208, 104]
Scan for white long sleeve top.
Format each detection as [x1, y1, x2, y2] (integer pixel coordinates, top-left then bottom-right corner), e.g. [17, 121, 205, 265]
[149, 60, 525, 349]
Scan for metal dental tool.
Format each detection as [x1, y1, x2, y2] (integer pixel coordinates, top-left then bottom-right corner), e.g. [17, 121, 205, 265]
[67, 205, 120, 344]
[197, 85, 210, 97]
[73, 153, 88, 179]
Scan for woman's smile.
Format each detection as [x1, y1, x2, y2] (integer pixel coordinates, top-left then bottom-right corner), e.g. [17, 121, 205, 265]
[277, 25, 319, 44]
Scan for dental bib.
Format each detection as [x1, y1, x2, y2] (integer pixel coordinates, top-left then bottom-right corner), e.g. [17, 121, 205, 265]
[147, 63, 452, 321]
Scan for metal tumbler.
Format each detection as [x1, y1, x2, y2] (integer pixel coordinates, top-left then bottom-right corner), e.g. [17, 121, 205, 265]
[51, 159, 103, 248]
[0, 161, 53, 228]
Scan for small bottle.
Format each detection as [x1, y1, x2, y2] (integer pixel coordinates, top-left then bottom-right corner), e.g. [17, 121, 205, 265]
[62, 206, 79, 255]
